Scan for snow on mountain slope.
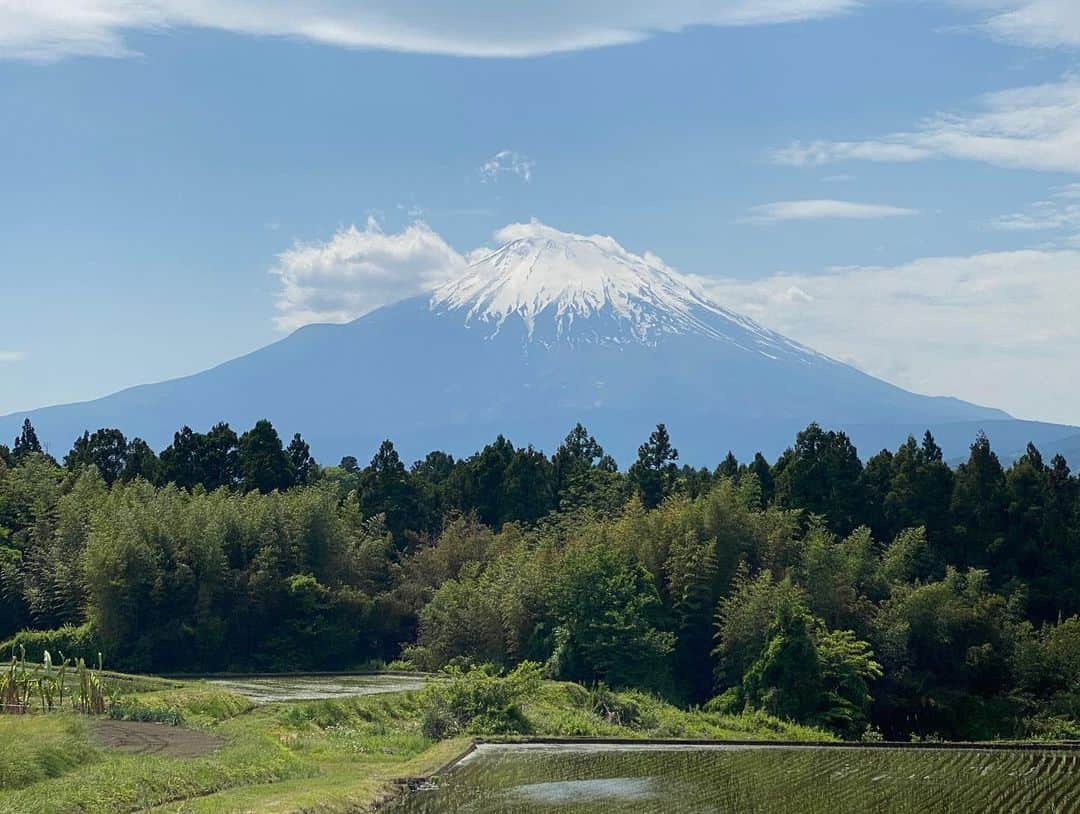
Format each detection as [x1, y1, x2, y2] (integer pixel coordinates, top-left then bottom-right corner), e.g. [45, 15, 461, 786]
[430, 221, 820, 361]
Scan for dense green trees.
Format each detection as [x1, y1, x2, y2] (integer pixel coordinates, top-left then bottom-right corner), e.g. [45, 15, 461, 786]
[774, 423, 864, 534]
[159, 423, 238, 491]
[628, 423, 679, 509]
[64, 428, 128, 485]
[82, 482, 379, 671]
[2, 415, 1080, 740]
[238, 419, 294, 493]
[12, 418, 43, 460]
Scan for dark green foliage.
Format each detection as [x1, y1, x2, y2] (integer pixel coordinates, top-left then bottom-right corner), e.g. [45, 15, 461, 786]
[715, 451, 739, 480]
[21, 467, 105, 629]
[949, 433, 1008, 568]
[712, 572, 881, 737]
[671, 544, 720, 702]
[713, 569, 807, 691]
[545, 540, 675, 690]
[419, 661, 542, 739]
[159, 422, 240, 491]
[0, 622, 102, 664]
[740, 597, 823, 723]
[12, 419, 42, 460]
[80, 482, 379, 671]
[361, 440, 417, 541]
[441, 436, 556, 528]
[121, 437, 160, 483]
[628, 423, 679, 509]
[238, 419, 294, 494]
[287, 433, 317, 485]
[552, 424, 617, 511]
[746, 452, 774, 503]
[871, 568, 1015, 739]
[774, 423, 865, 534]
[408, 450, 456, 531]
[64, 428, 128, 485]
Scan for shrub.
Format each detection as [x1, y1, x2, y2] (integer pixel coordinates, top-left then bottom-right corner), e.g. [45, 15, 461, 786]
[420, 662, 542, 739]
[1, 623, 102, 665]
[108, 698, 184, 726]
[108, 688, 251, 726]
[588, 683, 647, 729]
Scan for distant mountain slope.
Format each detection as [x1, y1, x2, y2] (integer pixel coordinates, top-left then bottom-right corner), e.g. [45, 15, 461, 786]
[993, 432, 1080, 469]
[2, 222, 1072, 466]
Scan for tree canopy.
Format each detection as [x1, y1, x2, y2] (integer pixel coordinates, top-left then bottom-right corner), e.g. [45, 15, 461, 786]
[1, 416, 1079, 740]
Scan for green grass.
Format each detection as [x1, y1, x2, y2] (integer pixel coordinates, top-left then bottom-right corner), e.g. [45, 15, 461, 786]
[0, 716, 99, 791]
[0, 677, 446, 814]
[109, 686, 255, 727]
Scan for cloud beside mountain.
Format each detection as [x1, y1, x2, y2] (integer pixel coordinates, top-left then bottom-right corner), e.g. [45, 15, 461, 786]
[271, 217, 466, 331]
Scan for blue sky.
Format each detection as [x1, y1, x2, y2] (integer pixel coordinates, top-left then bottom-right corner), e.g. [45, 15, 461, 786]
[2, 1, 1079, 426]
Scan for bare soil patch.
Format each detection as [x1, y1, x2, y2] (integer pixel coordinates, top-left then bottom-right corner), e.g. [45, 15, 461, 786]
[92, 719, 223, 758]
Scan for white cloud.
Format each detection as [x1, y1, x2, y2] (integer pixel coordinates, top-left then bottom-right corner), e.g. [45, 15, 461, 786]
[0, 1, 857, 62]
[481, 150, 534, 183]
[741, 199, 919, 224]
[968, 0, 1080, 48]
[773, 141, 931, 166]
[271, 217, 466, 331]
[774, 74, 1080, 173]
[988, 185, 1080, 244]
[698, 249, 1080, 424]
[0, 351, 26, 363]
[991, 202, 1080, 231]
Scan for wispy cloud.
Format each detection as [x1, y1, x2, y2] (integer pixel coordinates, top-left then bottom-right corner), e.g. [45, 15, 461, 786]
[0, 351, 26, 363]
[991, 202, 1080, 232]
[741, 199, 919, 224]
[989, 185, 1080, 247]
[698, 249, 1080, 424]
[271, 217, 466, 331]
[481, 150, 535, 183]
[774, 74, 1080, 173]
[0, 1, 857, 62]
[968, 0, 1080, 49]
[774, 141, 931, 166]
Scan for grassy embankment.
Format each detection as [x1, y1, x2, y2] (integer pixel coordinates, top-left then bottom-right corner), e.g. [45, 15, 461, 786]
[0, 676, 830, 814]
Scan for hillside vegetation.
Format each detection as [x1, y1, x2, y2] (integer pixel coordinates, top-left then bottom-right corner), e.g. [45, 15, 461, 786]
[2, 418, 1079, 740]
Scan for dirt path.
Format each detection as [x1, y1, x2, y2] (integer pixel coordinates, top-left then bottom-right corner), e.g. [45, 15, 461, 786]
[92, 719, 223, 758]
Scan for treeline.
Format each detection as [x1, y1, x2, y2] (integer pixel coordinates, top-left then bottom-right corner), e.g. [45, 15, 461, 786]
[1, 417, 1078, 740]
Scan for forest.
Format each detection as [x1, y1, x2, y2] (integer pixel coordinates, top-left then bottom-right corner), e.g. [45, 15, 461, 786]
[1, 416, 1078, 742]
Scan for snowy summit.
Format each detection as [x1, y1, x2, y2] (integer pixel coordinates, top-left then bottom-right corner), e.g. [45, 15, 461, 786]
[431, 221, 806, 359]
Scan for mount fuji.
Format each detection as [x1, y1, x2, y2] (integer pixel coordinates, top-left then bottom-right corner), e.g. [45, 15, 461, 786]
[3, 222, 1076, 465]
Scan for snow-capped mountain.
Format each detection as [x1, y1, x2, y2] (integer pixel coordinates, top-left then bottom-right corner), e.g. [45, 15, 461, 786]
[430, 222, 812, 359]
[4, 222, 1074, 466]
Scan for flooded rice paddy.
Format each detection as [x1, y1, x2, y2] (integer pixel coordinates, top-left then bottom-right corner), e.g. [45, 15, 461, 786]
[205, 673, 427, 703]
[388, 742, 1080, 813]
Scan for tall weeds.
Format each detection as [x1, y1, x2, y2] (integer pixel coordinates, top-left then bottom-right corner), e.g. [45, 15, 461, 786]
[0, 646, 109, 715]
